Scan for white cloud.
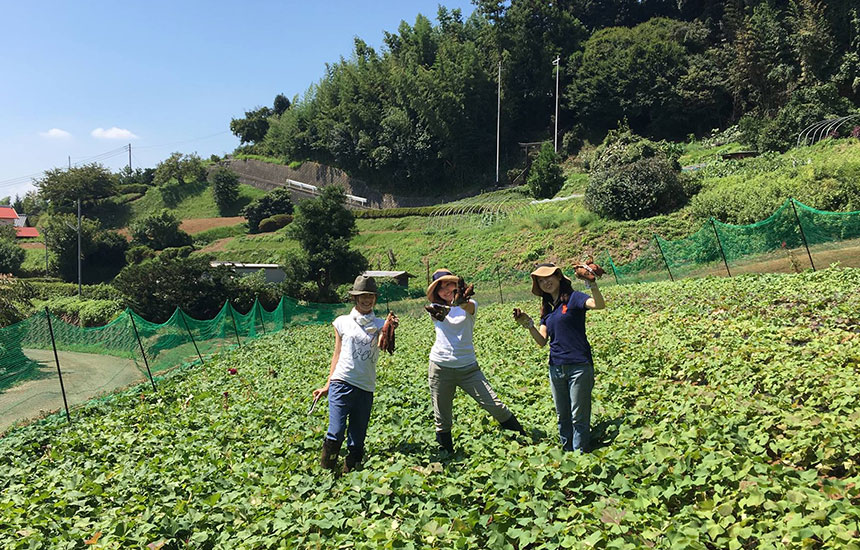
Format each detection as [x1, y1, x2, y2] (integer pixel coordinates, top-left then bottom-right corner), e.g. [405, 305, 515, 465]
[39, 128, 72, 139]
[91, 127, 139, 140]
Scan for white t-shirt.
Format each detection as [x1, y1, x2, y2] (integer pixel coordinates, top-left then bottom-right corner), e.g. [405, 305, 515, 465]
[331, 309, 386, 392]
[429, 300, 477, 368]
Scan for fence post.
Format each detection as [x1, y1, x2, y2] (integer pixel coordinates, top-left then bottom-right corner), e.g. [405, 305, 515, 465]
[495, 265, 504, 304]
[790, 199, 816, 271]
[710, 219, 732, 277]
[129, 311, 157, 391]
[179, 309, 205, 365]
[44, 308, 71, 424]
[228, 302, 242, 347]
[256, 299, 266, 334]
[653, 235, 674, 282]
[605, 251, 620, 285]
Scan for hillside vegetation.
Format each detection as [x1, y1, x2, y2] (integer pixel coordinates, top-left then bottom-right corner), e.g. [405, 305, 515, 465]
[198, 140, 860, 282]
[1, 269, 858, 548]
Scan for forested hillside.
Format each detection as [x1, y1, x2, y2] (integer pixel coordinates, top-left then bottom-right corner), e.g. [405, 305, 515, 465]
[232, 0, 860, 192]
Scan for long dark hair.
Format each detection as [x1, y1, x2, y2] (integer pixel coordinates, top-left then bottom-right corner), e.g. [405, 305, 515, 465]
[539, 275, 574, 319]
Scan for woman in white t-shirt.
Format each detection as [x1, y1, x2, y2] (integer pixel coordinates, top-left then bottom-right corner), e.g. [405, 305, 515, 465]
[425, 269, 526, 453]
[312, 275, 397, 473]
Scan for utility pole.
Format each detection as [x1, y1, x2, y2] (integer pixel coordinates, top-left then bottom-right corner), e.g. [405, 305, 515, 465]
[496, 60, 501, 187]
[553, 55, 560, 153]
[128, 143, 132, 170]
[77, 198, 82, 296]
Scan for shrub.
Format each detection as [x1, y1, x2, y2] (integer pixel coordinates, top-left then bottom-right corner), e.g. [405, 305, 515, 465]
[113, 255, 236, 323]
[126, 245, 156, 265]
[242, 187, 294, 233]
[40, 214, 127, 283]
[210, 167, 240, 215]
[258, 214, 292, 233]
[0, 240, 25, 275]
[25, 281, 124, 301]
[160, 246, 194, 260]
[527, 142, 565, 199]
[130, 209, 193, 250]
[0, 225, 17, 240]
[40, 296, 123, 327]
[0, 275, 32, 327]
[586, 157, 685, 220]
[118, 183, 150, 195]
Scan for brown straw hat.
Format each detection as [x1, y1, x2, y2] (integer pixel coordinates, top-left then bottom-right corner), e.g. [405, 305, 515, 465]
[529, 263, 572, 297]
[348, 274, 378, 296]
[426, 269, 460, 303]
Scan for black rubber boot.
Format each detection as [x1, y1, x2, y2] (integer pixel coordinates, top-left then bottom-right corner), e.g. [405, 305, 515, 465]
[500, 414, 527, 436]
[320, 438, 342, 470]
[343, 445, 365, 473]
[435, 431, 454, 453]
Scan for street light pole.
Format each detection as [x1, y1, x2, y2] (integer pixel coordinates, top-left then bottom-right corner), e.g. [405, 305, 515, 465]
[553, 55, 560, 154]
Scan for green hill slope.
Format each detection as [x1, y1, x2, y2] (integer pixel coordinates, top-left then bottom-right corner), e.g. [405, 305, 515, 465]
[199, 140, 860, 282]
[128, 180, 266, 224]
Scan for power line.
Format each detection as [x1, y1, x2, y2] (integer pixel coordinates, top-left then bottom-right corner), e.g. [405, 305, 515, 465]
[134, 130, 231, 151]
[0, 130, 234, 192]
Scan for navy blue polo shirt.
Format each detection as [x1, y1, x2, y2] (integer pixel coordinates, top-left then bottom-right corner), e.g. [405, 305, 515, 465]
[540, 291, 592, 366]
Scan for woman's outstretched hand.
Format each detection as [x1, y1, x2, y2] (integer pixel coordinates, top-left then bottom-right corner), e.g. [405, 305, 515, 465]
[512, 308, 534, 329]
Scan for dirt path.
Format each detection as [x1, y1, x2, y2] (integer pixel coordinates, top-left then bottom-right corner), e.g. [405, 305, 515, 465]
[180, 217, 245, 234]
[0, 349, 144, 433]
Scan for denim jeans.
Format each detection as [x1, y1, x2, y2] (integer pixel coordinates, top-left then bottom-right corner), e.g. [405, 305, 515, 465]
[326, 380, 374, 449]
[549, 363, 594, 452]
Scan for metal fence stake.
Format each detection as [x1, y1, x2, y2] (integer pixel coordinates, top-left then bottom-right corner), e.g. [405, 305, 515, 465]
[45, 308, 71, 424]
[129, 312, 157, 391]
[179, 309, 205, 365]
[710, 219, 732, 277]
[790, 199, 816, 271]
[654, 235, 675, 282]
[256, 299, 266, 335]
[228, 303, 242, 347]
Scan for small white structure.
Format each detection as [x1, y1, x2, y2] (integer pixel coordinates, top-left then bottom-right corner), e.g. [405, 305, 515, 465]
[286, 179, 368, 207]
[210, 262, 286, 283]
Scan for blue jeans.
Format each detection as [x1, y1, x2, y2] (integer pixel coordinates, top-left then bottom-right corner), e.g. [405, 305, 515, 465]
[326, 380, 374, 449]
[549, 363, 594, 452]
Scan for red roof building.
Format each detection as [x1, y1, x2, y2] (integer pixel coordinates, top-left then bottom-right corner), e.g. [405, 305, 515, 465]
[0, 205, 19, 222]
[15, 227, 40, 238]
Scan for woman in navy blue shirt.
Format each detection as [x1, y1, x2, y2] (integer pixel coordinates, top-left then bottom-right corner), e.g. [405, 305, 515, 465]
[513, 263, 605, 451]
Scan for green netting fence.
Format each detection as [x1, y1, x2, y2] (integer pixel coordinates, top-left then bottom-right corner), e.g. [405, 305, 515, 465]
[601, 199, 860, 284]
[0, 297, 350, 431]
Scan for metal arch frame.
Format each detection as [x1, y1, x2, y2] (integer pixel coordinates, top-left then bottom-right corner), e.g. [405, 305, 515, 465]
[797, 114, 860, 147]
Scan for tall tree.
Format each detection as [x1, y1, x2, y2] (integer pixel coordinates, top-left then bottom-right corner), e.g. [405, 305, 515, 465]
[730, 3, 795, 117]
[153, 152, 206, 186]
[788, 0, 834, 84]
[287, 186, 367, 297]
[34, 163, 117, 213]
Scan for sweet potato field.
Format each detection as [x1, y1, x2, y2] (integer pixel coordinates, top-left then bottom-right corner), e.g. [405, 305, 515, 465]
[1, 269, 859, 549]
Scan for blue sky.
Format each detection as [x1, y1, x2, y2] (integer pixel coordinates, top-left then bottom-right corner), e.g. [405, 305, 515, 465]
[0, 0, 476, 201]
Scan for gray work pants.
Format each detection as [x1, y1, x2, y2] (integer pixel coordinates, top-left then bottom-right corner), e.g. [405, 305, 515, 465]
[428, 361, 512, 433]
